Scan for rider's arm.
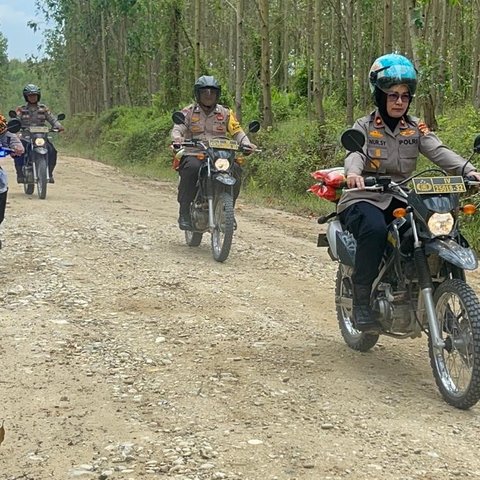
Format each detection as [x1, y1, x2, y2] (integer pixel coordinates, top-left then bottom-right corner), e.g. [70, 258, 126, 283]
[418, 122, 476, 176]
[2, 132, 24, 156]
[227, 109, 256, 149]
[344, 121, 370, 188]
[45, 106, 63, 130]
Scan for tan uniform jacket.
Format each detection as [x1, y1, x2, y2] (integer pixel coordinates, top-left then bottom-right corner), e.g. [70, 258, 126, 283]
[171, 103, 250, 154]
[337, 110, 476, 213]
[15, 103, 63, 129]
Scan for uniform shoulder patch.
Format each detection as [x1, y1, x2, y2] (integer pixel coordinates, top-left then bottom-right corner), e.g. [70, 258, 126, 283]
[418, 121, 431, 136]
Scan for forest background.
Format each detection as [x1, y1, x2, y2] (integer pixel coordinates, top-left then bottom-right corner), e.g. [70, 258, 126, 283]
[1, 0, 480, 245]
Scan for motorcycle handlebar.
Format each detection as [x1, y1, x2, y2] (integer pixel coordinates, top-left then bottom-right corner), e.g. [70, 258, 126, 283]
[171, 140, 261, 154]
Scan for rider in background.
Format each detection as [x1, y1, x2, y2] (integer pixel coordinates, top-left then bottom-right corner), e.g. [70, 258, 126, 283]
[171, 75, 256, 231]
[0, 113, 24, 246]
[14, 84, 64, 184]
[337, 53, 480, 333]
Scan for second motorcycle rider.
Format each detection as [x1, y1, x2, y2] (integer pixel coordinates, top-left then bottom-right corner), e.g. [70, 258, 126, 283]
[171, 75, 256, 231]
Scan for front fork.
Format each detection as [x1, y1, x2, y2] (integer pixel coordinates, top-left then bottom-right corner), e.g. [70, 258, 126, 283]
[411, 214, 445, 352]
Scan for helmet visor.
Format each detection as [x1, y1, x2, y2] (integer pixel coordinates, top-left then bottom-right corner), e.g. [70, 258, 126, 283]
[375, 64, 417, 94]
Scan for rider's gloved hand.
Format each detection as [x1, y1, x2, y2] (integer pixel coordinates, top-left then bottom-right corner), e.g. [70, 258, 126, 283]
[465, 171, 480, 182]
[241, 142, 257, 155]
[172, 137, 184, 150]
[12, 145, 24, 156]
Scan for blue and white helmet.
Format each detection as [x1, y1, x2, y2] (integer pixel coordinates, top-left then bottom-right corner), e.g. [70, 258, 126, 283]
[369, 54, 417, 96]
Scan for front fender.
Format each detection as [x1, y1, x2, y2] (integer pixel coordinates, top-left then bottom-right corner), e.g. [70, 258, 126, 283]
[33, 147, 48, 156]
[214, 173, 236, 186]
[425, 237, 478, 270]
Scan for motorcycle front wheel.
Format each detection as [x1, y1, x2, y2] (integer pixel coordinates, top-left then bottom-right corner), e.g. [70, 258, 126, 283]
[336, 266, 379, 352]
[36, 157, 48, 199]
[429, 278, 480, 409]
[211, 192, 234, 262]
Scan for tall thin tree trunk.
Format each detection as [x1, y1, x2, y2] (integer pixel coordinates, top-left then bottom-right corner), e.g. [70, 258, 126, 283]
[313, 0, 324, 125]
[235, 0, 244, 122]
[258, 0, 273, 127]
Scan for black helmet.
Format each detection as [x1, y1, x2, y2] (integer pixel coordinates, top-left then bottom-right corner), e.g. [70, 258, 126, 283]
[23, 83, 41, 102]
[194, 75, 221, 102]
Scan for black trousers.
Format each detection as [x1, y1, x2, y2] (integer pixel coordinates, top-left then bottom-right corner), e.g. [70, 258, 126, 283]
[177, 155, 242, 213]
[0, 190, 7, 225]
[339, 199, 406, 286]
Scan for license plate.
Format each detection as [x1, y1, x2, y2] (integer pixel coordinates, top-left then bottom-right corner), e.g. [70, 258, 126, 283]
[208, 138, 238, 150]
[29, 126, 49, 134]
[412, 176, 466, 194]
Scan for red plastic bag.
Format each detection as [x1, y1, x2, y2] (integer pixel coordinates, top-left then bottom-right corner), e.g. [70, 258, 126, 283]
[308, 183, 342, 202]
[309, 167, 345, 202]
[310, 168, 345, 187]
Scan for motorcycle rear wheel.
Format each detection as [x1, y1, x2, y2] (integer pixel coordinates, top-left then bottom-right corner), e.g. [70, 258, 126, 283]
[336, 267, 379, 352]
[185, 230, 203, 247]
[211, 192, 234, 262]
[429, 278, 480, 409]
[24, 182, 34, 195]
[36, 157, 48, 199]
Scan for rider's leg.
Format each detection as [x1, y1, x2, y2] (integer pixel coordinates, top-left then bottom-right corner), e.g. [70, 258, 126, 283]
[340, 202, 388, 331]
[177, 156, 203, 230]
[14, 156, 24, 182]
[47, 141, 57, 183]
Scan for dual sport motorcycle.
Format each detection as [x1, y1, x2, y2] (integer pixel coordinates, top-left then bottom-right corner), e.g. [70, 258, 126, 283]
[8, 110, 65, 199]
[316, 128, 480, 409]
[171, 111, 260, 262]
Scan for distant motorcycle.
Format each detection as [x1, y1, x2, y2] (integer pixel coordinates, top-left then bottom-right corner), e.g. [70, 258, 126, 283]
[8, 110, 65, 199]
[314, 128, 480, 409]
[171, 111, 260, 262]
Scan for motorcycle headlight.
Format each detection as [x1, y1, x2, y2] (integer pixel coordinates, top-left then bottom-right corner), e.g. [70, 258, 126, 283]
[214, 158, 230, 171]
[427, 212, 454, 236]
[34, 137, 46, 147]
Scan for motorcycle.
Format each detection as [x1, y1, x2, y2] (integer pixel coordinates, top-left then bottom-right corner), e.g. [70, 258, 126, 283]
[8, 110, 65, 199]
[314, 128, 480, 409]
[171, 111, 260, 262]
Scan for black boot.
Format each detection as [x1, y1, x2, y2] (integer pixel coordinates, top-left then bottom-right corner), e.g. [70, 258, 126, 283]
[352, 284, 381, 333]
[178, 205, 192, 231]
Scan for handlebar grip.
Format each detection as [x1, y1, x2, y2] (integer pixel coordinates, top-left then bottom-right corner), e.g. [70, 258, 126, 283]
[364, 176, 377, 187]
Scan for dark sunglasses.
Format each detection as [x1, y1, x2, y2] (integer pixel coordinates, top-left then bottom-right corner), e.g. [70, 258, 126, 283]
[386, 92, 412, 103]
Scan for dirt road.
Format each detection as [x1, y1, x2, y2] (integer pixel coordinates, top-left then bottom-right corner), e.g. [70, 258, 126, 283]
[1, 154, 480, 480]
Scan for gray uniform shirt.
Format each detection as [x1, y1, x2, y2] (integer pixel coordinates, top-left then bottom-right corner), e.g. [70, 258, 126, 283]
[337, 110, 476, 214]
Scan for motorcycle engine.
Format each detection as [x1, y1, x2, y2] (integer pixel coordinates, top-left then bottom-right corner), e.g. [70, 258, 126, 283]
[192, 207, 208, 230]
[373, 285, 413, 333]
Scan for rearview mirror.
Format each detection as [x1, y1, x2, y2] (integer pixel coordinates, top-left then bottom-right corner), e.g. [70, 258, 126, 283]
[473, 134, 480, 154]
[57, 113, 66, 121]
[340, 128, 366, 153]
[172, 111, 186, 125]
[248, 120, 261, 134]
[8, 110, 17, 119]
[7, 119, 21, 133]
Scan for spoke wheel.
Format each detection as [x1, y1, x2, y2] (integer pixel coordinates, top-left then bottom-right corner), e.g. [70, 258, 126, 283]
[23, 165, 34, 195]
[429, 279, 480, 409]
[185, 230, 203, 247]
[336, 266, 379, 352]
[36, 157, 48, 199]
[24, 182, 34, 195]
[211, 192, 234, 262]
